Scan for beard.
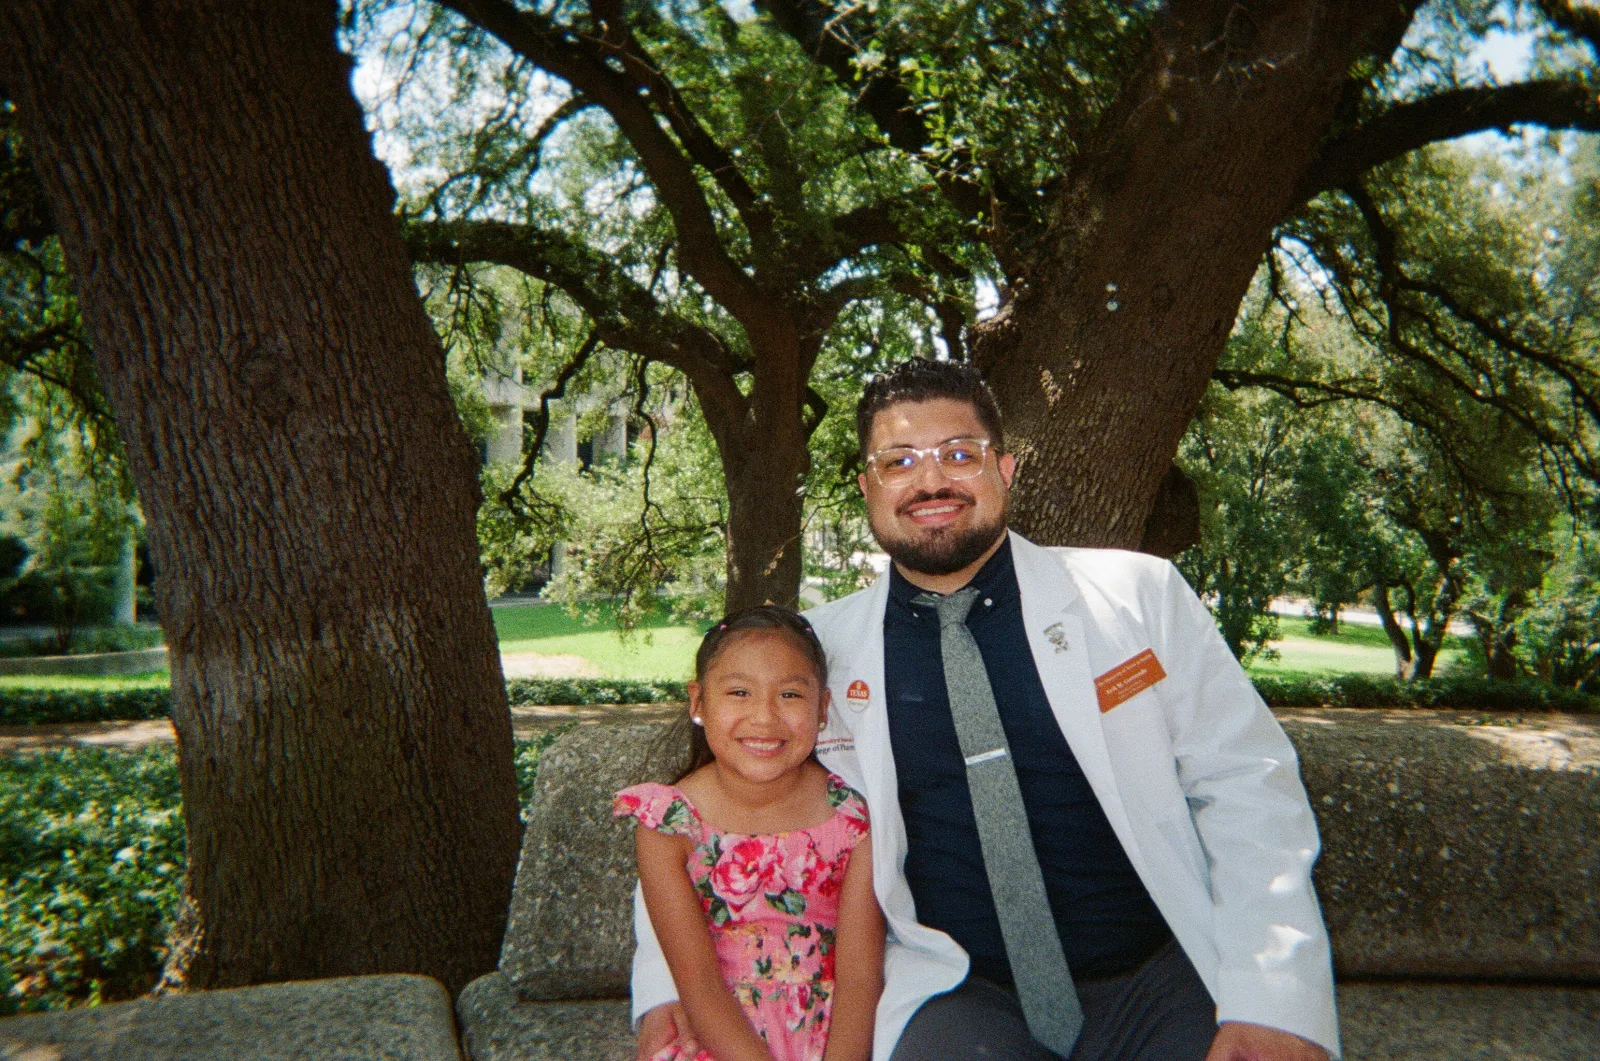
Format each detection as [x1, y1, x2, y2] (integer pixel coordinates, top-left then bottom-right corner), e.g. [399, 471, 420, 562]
[870, 488, 1008, 576]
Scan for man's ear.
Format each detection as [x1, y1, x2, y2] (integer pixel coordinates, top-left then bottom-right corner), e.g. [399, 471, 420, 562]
[857, 472, 869, 496]
[998, 452, 1017, 487]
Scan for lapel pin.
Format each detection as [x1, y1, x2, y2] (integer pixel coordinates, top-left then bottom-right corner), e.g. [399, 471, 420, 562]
[1043, 622, 1069, 653]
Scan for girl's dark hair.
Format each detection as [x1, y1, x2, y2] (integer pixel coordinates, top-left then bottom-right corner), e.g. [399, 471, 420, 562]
[678, 605, 829, 780]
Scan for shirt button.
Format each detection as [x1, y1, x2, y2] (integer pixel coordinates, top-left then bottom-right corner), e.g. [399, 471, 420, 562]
[984, 598, 993, 607]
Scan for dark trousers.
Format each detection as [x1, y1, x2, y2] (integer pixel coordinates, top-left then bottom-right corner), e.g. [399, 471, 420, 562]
[889, 939, 1217, 1061]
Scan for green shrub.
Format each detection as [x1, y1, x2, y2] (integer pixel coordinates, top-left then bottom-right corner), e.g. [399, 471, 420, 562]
[1253, 673, 1595, 712]
[0, 626, 164, 659]
[513, 728, 568, 819]
[0, 737, 558, 1013]
[0, 747, 185, 1014]
[504, 677, 688, 706]
[2, 673, 1590, 727]
[1, 679, 688, 727]
[0, 688, 171, 727]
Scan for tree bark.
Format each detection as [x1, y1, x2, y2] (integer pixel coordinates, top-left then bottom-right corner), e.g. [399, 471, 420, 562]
[977, 0, 1419, 549]
[2, 0, 522, 992]
[1373, 582, 1418, 680]
[714, 340, 811, 613]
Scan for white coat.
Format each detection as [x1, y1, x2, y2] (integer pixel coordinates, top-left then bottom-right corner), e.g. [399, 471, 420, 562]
[632, 532, 1339, 1060]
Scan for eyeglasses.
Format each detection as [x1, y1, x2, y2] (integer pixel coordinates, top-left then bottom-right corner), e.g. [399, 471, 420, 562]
[865, 438, 994, 487]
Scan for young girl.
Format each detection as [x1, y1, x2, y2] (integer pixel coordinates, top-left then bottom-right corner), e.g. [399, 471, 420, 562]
[614, 606, 884, 1061]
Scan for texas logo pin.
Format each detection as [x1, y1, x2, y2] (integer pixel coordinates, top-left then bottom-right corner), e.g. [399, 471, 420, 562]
[845, 679, 871, 710]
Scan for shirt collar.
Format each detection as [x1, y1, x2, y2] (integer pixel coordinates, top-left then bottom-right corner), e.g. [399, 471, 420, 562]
[888, 535, 1016, 609]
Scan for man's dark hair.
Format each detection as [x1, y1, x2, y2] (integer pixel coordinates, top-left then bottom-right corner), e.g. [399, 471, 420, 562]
[855, 358, 1005, 460]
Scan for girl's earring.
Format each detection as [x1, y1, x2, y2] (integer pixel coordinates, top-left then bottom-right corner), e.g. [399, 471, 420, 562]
[691, 716, 703, 726]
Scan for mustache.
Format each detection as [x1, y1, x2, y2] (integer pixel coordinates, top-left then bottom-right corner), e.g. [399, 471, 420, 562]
[896, 488, 975, 516]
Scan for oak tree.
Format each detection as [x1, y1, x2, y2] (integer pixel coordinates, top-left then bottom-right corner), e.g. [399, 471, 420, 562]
[2, 0, 523, 991]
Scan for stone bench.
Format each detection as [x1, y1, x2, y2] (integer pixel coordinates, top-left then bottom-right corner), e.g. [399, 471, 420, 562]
[0, 973, 462, 1061]
[4, 710, 1594, 1060]
[457, 710, 1600, 1060]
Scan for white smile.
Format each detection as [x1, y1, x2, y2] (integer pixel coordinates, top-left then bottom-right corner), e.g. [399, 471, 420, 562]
[739, 738, 785, 753]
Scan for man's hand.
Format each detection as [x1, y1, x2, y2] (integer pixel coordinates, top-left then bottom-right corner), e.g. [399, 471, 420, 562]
[1204, 1021, 1329, 1061]
[636, 1001, 698, 1061]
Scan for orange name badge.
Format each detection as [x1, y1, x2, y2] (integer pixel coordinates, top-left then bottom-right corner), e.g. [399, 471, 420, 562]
[1094, 649, 1167, 713]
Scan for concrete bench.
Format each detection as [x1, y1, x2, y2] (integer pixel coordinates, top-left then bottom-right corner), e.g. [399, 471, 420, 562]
[0, 973, 461, 1061]
[457, 711, 1600, 1060]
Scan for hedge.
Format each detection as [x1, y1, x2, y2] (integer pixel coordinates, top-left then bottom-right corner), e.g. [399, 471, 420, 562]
[0, 734, 562, 1015]
[1252, 673, 1595, 713]
[0, 688, 172, 727]
[504, 677, 688, 706]
[0, 679, 689, 727]
[1, 674, 1588, 729]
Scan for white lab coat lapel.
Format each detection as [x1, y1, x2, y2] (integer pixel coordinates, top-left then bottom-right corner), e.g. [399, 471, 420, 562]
[1009, 533, 1150, 876]
[814, 570, 912, 917]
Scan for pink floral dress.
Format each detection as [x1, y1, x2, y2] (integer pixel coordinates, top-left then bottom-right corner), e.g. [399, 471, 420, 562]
[613, 775, 871, 1061]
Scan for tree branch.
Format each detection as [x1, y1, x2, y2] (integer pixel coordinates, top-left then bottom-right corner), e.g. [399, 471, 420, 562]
[406, 217, 749, 429]
[1342, 182, 1600, 480]
[501, 329, 600, 513]
[1303, 81, 1600, 200]
[1538, 0, 1600, 53]
[752, 0, 989, 221]
[422, 93, 596, 220]
[588, 1, 775, 247]
[437, 0, 772, 324]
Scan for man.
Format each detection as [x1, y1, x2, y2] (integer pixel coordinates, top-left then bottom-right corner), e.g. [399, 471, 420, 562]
[634, 360, 1338, 1061]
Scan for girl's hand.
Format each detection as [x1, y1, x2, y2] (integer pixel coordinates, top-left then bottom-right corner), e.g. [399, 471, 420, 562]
[636, 827, 773, 1061]
[1204, 1022, 1329, 1061]
[636, 1001, 700, 1061]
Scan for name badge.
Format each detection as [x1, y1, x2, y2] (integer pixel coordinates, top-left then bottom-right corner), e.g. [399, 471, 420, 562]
[1095, 649, 1166, 713]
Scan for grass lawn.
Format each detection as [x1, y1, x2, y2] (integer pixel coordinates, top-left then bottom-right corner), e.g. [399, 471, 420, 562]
[494, 601, 704, 681]
[0, 606, 1477, 689]
[0, 673, 170, 692]
[1249, 616, 1468, 677]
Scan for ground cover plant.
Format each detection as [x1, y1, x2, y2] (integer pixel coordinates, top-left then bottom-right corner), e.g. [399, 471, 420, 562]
[0, 733, 563, 1014]
[0, 746, 183, 1014]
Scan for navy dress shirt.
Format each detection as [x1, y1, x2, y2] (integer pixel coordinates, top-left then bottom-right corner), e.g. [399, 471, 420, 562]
[882, 539, 1172, 985]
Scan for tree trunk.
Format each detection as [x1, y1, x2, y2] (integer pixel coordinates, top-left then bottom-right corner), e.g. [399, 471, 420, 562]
[977, 0, 1417, 548]
[719, 353, 810, 612]
[1373, 583, 1418, 680]
[2, 0, 522, 993]
[1411, 634, 1440, 680]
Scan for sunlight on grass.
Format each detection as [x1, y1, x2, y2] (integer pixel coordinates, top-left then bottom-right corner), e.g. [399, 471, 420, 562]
[0, 607, 1476, 690]
[0, 673, 170, 691]
[493, 602, 704, 681]
[1249, 616, 1466, 676]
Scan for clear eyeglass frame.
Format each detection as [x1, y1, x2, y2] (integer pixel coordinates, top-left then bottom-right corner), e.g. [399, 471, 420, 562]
[866, 437, 993, 487]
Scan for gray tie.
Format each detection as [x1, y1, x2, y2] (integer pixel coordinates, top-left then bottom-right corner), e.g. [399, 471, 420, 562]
[915, 586, 1083, 1057]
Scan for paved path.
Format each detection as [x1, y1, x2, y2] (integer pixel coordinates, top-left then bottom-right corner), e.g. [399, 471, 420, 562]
[10, 705, 1598, 760]
[0, 703, 685, 754]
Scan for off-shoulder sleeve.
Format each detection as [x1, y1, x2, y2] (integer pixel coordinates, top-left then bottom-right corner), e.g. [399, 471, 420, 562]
[612, 782, 701, 838]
